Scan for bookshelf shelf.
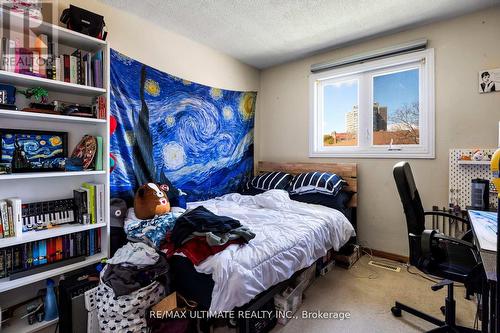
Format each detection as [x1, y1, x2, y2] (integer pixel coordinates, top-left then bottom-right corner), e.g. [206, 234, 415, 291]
[0, 253, 106, 293]
[0, 109, 107, 124]
[0, 7, 106, 52]
[0, 170, 106, 181]
[1, 316, 58, 333]
[0, 222, 106, 249]
[0, 70, 106, 96]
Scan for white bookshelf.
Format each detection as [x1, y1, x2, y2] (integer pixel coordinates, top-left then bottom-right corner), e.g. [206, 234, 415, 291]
[0, 9, 110, 299]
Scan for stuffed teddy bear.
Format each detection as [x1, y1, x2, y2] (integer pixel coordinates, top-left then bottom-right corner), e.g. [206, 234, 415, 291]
[134, 183, 171, 220]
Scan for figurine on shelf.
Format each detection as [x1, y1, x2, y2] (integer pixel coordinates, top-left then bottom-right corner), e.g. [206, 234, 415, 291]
[472, 149, 484, 161]
[18, 87, 49, 104]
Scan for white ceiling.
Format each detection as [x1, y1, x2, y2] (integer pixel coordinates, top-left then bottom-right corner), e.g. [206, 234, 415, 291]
[100, 0, 500, 69]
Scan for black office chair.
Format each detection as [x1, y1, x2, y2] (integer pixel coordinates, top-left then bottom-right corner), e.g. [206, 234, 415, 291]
[391, 161, 483, 333]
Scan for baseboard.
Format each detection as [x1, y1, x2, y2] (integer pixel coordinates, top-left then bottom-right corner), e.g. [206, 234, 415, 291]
[362, 247, 409, 263]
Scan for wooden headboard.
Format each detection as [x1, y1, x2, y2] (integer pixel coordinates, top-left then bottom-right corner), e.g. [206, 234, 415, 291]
[257, 161, 357, 208]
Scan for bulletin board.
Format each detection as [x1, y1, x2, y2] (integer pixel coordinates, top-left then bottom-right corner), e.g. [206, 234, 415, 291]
[448, 148, 497, 209]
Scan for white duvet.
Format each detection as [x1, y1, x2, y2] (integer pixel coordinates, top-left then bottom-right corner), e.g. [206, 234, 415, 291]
[186, 189, 355, 312]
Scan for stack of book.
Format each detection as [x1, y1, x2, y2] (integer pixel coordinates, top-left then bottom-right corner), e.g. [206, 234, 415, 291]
[0, 33, 104, 88]
[0, 198, 22, 239]
[73, 182, 105, 225]
[54, 49, 103, 88]
[0, 229, 101, 278]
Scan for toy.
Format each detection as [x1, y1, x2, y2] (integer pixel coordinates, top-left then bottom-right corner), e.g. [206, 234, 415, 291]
[18, 87, 49, 104]
[134, 183, 171, 220]
[472, 149, 484, 161]
[110, 198, 127, 227]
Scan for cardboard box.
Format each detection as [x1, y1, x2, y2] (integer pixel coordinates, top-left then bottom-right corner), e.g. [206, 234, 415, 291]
[334, 244, 361, 269]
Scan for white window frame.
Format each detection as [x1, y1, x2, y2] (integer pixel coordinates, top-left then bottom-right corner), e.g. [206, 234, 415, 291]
[309, 49, 435, 159]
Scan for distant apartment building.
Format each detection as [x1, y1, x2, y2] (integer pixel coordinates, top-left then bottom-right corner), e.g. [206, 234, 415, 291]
[344, 104, 387, 133]
[373, 102, 387, 131]
[345, 105, 358, 133]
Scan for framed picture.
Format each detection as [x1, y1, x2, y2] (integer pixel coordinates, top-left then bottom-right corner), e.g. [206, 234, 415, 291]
[478, 68, 500, 94]
[0, 129, 68, 173]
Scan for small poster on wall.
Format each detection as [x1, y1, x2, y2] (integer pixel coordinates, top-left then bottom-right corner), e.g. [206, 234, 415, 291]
[478, 68, 499, 93]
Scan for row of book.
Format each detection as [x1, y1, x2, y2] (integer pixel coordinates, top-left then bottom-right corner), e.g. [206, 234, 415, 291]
[0, 198, 22, 239]
[73, 182, 105, 225]
[0, 33, 104, 88]
[0, 229, 101, 278]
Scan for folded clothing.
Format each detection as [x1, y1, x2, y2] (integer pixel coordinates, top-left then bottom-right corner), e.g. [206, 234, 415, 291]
[171, 206, 241, 248]
[102, 252, 169, 297]
[164, 236, 245, 265]
[107, 242, 159, 267]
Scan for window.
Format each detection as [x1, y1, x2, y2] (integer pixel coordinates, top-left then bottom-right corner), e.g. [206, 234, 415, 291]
[310, 49, 434, 158]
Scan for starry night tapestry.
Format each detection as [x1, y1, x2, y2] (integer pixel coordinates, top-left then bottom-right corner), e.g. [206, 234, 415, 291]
[109, 49, 256, 203]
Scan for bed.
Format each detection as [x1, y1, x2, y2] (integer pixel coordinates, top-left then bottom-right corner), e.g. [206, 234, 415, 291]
[170, 161, 358, 313]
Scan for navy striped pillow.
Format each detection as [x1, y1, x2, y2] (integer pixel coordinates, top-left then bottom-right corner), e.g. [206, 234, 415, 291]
[245, 172, 292, 191]
[289, 172, 346, 196]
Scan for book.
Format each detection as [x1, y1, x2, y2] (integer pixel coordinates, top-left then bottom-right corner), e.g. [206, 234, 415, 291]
[95, 136, 103, 171]
[73, 189, 88, 224]
[0, 37, 6, 70]
[81, 183, 96, 224]
[32, 241, 39, 266]
[0, 200, 10, 238]
[39, 240, 47, 265]
[55, 56, 61, 81]
[5, 198, 22, 237]
[34, 34, 48, 78]
[55, 237, 63, 261]
[63, 54, 70, 83]
[0, 250, 5, 278]
[79, 186, 92, 224]
[72, 49, 83, 84]
[7, 206, 14, 238]
[69, 55, 78, 84]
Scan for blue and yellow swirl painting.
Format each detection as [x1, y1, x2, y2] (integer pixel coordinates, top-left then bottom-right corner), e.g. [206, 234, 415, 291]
[109, 49, 256, 202]
[1, 132, 65, 170]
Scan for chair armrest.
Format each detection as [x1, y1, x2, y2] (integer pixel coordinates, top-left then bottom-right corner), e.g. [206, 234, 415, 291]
[424, 211, 470, 225]
[432, 234, 475, 249]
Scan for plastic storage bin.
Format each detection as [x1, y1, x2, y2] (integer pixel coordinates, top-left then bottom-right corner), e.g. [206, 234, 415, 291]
[274, 280, 306, 325]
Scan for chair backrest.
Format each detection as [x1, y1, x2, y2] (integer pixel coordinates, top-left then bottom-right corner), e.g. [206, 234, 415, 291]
[393, 161, 426, 237]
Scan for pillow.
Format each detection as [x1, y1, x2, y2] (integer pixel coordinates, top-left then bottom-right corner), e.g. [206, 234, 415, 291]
[290, 190, 355, 213]
[240, 186, 266, 196]
[289, 172, 346, 195]
[245, 171, 292, 191]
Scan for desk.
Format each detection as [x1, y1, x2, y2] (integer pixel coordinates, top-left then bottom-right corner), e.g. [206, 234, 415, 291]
[468, 210, 497, 333]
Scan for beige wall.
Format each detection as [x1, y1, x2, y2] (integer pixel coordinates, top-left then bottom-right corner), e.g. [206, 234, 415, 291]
[49, 0, 260, 92]
[257, 7, 500, 256]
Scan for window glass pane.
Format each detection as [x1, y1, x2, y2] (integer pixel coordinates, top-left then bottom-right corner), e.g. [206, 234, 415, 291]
[373, 68, 419, 145]
[322, 79, 358, 147]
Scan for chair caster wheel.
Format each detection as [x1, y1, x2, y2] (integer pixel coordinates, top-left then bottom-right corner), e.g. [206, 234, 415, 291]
[440, 306, 445, 315]
[391, 306, 402, 317]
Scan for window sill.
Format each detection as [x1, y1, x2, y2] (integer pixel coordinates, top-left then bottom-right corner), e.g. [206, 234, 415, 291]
[309, 149, 435, 159]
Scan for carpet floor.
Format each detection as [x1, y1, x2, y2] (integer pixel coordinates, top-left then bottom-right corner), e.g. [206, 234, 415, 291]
[216, 255, 479, 333]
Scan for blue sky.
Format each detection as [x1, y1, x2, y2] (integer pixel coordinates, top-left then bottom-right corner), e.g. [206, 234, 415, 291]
[323, 69, 419, 133]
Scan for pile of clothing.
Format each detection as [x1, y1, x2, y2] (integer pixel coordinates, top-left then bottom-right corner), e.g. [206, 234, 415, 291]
[124, 210, 180, 249]
[96, 242, 168, 332]
[163, 206, 256, 265]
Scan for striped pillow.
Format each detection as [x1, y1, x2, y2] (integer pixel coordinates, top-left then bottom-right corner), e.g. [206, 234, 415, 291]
[245, 172, 292, 191]
[289, 172, 346, 196]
